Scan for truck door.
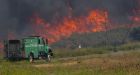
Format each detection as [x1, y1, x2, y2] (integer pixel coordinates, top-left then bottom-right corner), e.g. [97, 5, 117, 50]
[38, 38, 45, 52]
[24, 38, 39, 58]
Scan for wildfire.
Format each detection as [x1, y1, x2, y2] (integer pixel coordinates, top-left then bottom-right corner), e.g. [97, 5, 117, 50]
[32, 10, 109, 43]
[131, 0, 140, 23]
[86, 10, 108, 32]
[0, 42, 3, 50]
[132, 12, 140, 23]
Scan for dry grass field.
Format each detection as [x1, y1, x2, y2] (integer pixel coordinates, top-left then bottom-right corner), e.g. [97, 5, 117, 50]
[0, 50, 140, 75]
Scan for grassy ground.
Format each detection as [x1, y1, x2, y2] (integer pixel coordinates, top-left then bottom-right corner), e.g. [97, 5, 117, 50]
[53, 42, 140, 58]
[0, 50, 140, 75]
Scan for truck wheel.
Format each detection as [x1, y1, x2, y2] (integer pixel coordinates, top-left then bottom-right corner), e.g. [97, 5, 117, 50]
[29, 55, 33, 63]
[29, 53, 34, 63]
[47, 54, 51, 62]
[50, 52, 53, 57]
[38, 56, 42, 60]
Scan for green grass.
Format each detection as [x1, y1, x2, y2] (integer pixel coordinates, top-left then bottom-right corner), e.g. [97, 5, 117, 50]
[53, 42, 140, 58]
[0, 50, 140, 75]
[53, 47, 109, 58]
[0, 42, 140, 75]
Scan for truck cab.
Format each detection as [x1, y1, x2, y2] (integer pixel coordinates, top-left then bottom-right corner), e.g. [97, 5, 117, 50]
[22, 36, 51, 59]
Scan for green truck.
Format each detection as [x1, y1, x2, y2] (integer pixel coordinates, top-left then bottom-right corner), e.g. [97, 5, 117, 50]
[4, 36, 53, 62]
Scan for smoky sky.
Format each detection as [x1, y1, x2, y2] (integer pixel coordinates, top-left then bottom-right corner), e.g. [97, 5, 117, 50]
[0, 0, 139, 38]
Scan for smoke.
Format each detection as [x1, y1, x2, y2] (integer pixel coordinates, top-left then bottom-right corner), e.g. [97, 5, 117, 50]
[0, 0, 139, 39]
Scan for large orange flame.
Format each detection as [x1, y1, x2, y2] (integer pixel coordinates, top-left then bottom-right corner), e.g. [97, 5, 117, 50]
[131, 0, 140, 23]
[32, 10, 109, 43]
[133, 14, 140, 23]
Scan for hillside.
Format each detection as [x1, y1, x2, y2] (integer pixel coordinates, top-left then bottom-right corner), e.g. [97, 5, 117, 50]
[52, 27, 139, 49]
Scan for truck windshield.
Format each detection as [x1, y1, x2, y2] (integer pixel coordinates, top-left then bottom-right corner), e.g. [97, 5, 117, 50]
[42, 38, 45, 45]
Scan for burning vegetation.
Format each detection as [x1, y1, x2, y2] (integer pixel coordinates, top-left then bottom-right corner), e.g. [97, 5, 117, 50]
[32, 10, 108, 43]
[0, 0, 140, 45]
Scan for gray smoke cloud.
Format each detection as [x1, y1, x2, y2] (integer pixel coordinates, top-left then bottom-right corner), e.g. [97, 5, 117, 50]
[0, 0, 139, 39]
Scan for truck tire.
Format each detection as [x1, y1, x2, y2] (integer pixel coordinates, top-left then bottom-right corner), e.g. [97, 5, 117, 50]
[38, 56, 42, 60]
[47, 48, 53, 62]
[29, 53, 34, 63]
[47, 54, 51, 61]
[50, 52, 53, 57]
